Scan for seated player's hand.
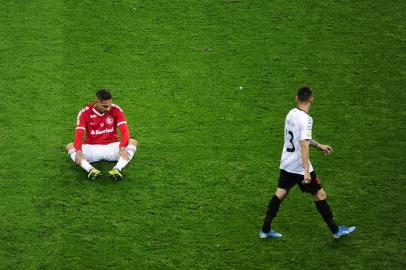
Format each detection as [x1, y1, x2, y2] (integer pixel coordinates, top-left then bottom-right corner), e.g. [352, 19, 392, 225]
[320, 144, 333, 155]
[119, 147, 130, 160]
[75, 151, 84, 165]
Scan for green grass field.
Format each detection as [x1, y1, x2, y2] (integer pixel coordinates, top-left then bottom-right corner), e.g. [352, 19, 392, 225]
[1, 0, 405, 269]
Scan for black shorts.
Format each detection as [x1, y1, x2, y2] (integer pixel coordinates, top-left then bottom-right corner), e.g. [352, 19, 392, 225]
[278, 169, 322, 194]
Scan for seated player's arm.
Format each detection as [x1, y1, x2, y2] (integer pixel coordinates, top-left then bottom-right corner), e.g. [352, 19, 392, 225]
[114, 104, 131, 160]
[74, 127, 85, 164]
[310, 139, 333, 155]
[74, 106, 89, 165]
[118, 123, 130, 160]
[118, 124, 129, 147]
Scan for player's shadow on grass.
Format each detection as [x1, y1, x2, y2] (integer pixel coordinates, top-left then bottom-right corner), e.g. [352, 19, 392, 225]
[326, 234, 358, 249]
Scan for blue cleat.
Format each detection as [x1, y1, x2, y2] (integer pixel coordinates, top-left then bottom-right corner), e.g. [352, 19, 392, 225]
[333, 225, 356, 239]
[259, 229, 282, 239]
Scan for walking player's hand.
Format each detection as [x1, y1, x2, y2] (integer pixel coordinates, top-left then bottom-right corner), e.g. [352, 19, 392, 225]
[119, 147, 130, 160]
[302, 171, 311, 184]
[320, 144, 333, 155]
[75, 151, 84, 165]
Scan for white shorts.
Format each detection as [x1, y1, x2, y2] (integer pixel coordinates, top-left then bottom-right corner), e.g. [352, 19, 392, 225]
[82, 142, 120, 163]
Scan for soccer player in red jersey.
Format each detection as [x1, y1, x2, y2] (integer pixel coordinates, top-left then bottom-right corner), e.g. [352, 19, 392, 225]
[65, 89, 138, 180]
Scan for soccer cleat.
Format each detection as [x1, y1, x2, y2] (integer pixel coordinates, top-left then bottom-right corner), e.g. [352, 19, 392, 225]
[108, 168, 123, 181]
[333, 225, 356, 239]
[87, 168, 102, 180]
[259, 229, 283, 239]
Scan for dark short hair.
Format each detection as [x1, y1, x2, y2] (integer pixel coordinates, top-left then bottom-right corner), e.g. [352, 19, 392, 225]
[297, 86, 313, 102]
[96, 89, 112, 100]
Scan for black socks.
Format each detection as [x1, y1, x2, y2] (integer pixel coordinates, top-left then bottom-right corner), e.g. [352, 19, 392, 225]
[261, 196, 339, 234]
[262, 195, 282, 233]
[315, 200, 339, 234]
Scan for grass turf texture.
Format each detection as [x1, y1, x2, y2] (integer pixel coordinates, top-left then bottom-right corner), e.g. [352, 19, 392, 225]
[0, 0, 405, 269]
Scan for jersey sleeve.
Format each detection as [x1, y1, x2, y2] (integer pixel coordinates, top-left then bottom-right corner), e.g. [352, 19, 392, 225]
[112, 104, 127, 127]
[300, 115, 312, 140]
[76, 107, 88, 131]
[74, 129, 85, 151]
[112, 105, 130, 147]
[118, 124, 130, 147]
[74, 106, 88, 151]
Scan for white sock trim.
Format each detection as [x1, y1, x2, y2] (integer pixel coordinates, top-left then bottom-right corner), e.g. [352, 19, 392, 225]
[68, 149, 76, 162]
[127, 144, 137, 153]
[113, 144, 137, 171]
[81, 159, 94, 172]
[68, 148, 93, 172]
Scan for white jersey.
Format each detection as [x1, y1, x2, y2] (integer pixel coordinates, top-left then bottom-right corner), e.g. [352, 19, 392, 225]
[279, 108, 314, 174]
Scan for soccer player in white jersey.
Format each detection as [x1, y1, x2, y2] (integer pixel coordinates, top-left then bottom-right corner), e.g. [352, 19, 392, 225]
[259, 87, 356, 239]
[65, 89, 138, 180]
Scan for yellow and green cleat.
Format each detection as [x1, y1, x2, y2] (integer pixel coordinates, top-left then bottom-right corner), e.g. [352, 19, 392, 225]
[88, 168, 102, 180]
[108, 168, 123, 180]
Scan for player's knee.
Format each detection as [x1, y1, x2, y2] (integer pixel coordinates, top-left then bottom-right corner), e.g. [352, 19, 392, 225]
[275, 188, 288, 200]
[65, 143, 74, 152]
[128, 138, 138, 147]
[313, 189, 327, 201]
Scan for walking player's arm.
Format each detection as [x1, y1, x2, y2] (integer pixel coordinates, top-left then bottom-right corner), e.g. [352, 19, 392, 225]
[310, 139, 333, 155]
[300, 140, 311, 184]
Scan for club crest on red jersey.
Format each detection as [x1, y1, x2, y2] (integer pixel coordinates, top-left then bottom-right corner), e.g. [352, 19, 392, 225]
[106, 116, 114, 125]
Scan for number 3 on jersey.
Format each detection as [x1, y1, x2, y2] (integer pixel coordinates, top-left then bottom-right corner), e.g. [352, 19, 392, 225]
[286, 130, 295, 152]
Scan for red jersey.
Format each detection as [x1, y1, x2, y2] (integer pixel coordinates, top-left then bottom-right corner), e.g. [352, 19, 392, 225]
[76, 102, 127, 145]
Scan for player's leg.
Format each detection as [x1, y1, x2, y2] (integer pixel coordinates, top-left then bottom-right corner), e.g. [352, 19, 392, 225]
[66, 143, 95, 172]
[261, 188, 288, 237]
[300, 172, 356, 237]
[313, 188, 356, 238]
[260, 170, 297, 238]
[109, 139, 138, 179]
[65, 143, 101, 180]
[298, 172, 339, 233]
[114, 138, 138, 171]
[312, 188, 340, 234]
